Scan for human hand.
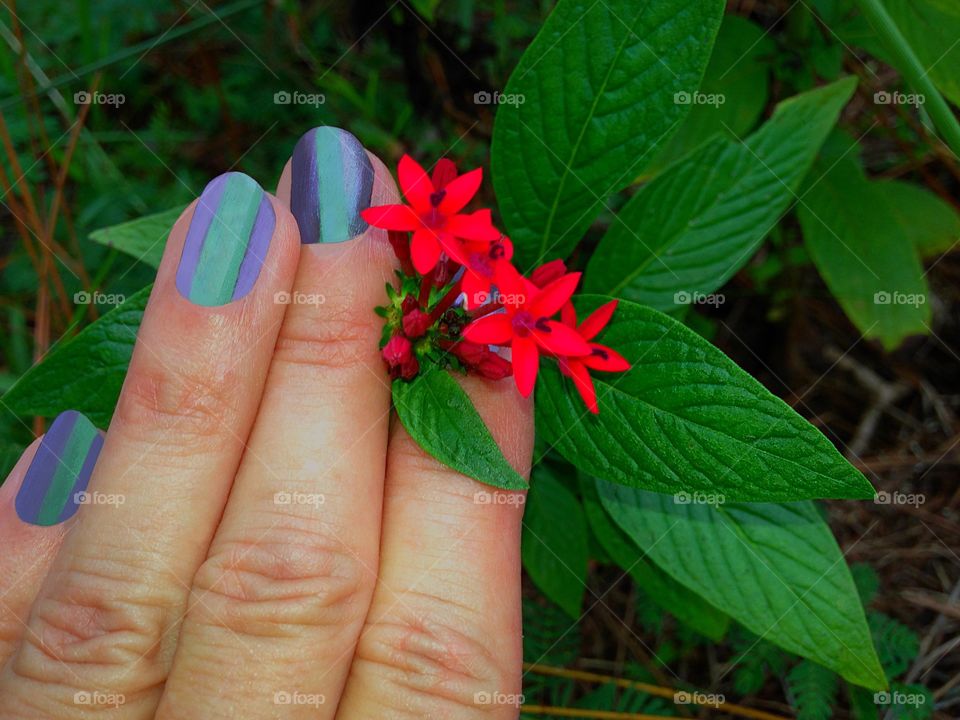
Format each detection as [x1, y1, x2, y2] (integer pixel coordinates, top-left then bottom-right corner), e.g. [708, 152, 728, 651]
[0, 126, 532, 719]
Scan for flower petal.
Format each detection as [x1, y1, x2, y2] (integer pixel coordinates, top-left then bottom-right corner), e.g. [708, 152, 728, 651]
[446, 209, 501, 241]
[431, 158, 458, 190]
[581, 344, 631, 372]
[461, 270, 491, 309]
[512, 335, 540, 397]
[361, 204, 420, 231]
[438, 167, 482, 214]
[398, 154, 434, 215]
[463, 312, 513, 345]
[561, 301, 577, 328]
[533, 320, 592, 356]
[437, 232, 468, 266]
[579, 299, 619, 341]
[530, 272, 582, 318]
[566, 359, 599, 414]
[410, 229, 442, 275]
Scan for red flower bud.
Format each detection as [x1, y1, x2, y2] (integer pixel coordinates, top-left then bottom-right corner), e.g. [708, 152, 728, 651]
[383, 335, 412, 368]
[400, 355, 420, 380]
[431, 256, 460, 287]
[451, 341, 512, 380]
[402, 308, 432, 338]
[529, 258, 567, 288]
[401, 295, 419, 314]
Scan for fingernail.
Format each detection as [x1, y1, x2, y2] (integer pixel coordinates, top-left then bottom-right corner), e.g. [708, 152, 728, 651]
[291, 126, 374, 244]
[16, 411, 103, 526]
[176, 172, 276, 306]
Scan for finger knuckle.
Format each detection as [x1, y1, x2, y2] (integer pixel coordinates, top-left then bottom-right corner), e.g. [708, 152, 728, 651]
[113, 357, 242, 451]
[355, 597, 518, 718]
[189, 524, 372, 637]
[10, 558, 172, 701]
[274, 302, 380, 374]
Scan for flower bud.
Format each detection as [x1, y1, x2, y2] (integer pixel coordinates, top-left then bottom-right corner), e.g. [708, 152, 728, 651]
[402, 308, 432, 338]
[382, 335, 412, 368]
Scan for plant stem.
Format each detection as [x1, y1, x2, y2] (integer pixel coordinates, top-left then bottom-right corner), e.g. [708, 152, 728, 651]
[522, 663, 791, 720]
[428, 279, 463, 323]
[852, 0, 960, 157]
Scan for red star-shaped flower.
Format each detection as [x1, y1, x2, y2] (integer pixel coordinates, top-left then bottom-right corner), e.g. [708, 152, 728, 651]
[461, 272, 592, 397]
[361, 155, 500, 274]
[460, 236, 525, 309]
[557, 300, 630, 414]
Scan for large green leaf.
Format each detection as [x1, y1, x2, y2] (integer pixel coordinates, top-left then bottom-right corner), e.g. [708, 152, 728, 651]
[89, 205, 183, 269]
[643, 14, 775, 177]
[800, 152, 930, 350]
[2, 285, 152, 427]
[537, 295, 874, 501]
[881, 0, 960, 107]
[579, 473, 729, 640]
[522, 467, 588, 619]
[491, 0, 724, 269]
[875, 180, 960, 259]
[597, 480, 886, 689]
[393, 368, 527, 490]
[586, 78, 856, 310]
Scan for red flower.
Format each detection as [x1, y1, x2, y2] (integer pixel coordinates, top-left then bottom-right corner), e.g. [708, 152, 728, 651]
[461, 236, 525, 309]
[462, 272, 592, 397]
[361, 155, 500, 275]
[450, 340, 513, 380]
[383, 335, 419, 380]
[557, 300, 630, 414]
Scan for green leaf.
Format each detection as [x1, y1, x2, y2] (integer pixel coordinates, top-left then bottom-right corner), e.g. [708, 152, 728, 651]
[880, 0, 960, 107]
[586, 78, 857, 310]
[580, 474, 729, 640]
[788, 660, 839, 720]
[537, 295, 874, 502]
[875, 180, 960, 258]
[597, 482, 886, 689]
[643, 14, 775, 177]
[392, 368, 527, 490]
[491, 0, 724, 268]
[2, 285, 152, 427]
[89, 206, 184, 269]
[869, 611, 919, 678]
[522, 467, 588, 618]
[800, 151, 931, 350]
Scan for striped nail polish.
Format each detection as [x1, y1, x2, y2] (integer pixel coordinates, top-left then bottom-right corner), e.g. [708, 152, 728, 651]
[16, 411, 103, 526]
[176, 172, 276, 306]
[290, 126, 374, 244]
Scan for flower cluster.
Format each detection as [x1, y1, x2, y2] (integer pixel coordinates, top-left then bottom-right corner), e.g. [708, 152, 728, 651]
[362, 156, 629, 413]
